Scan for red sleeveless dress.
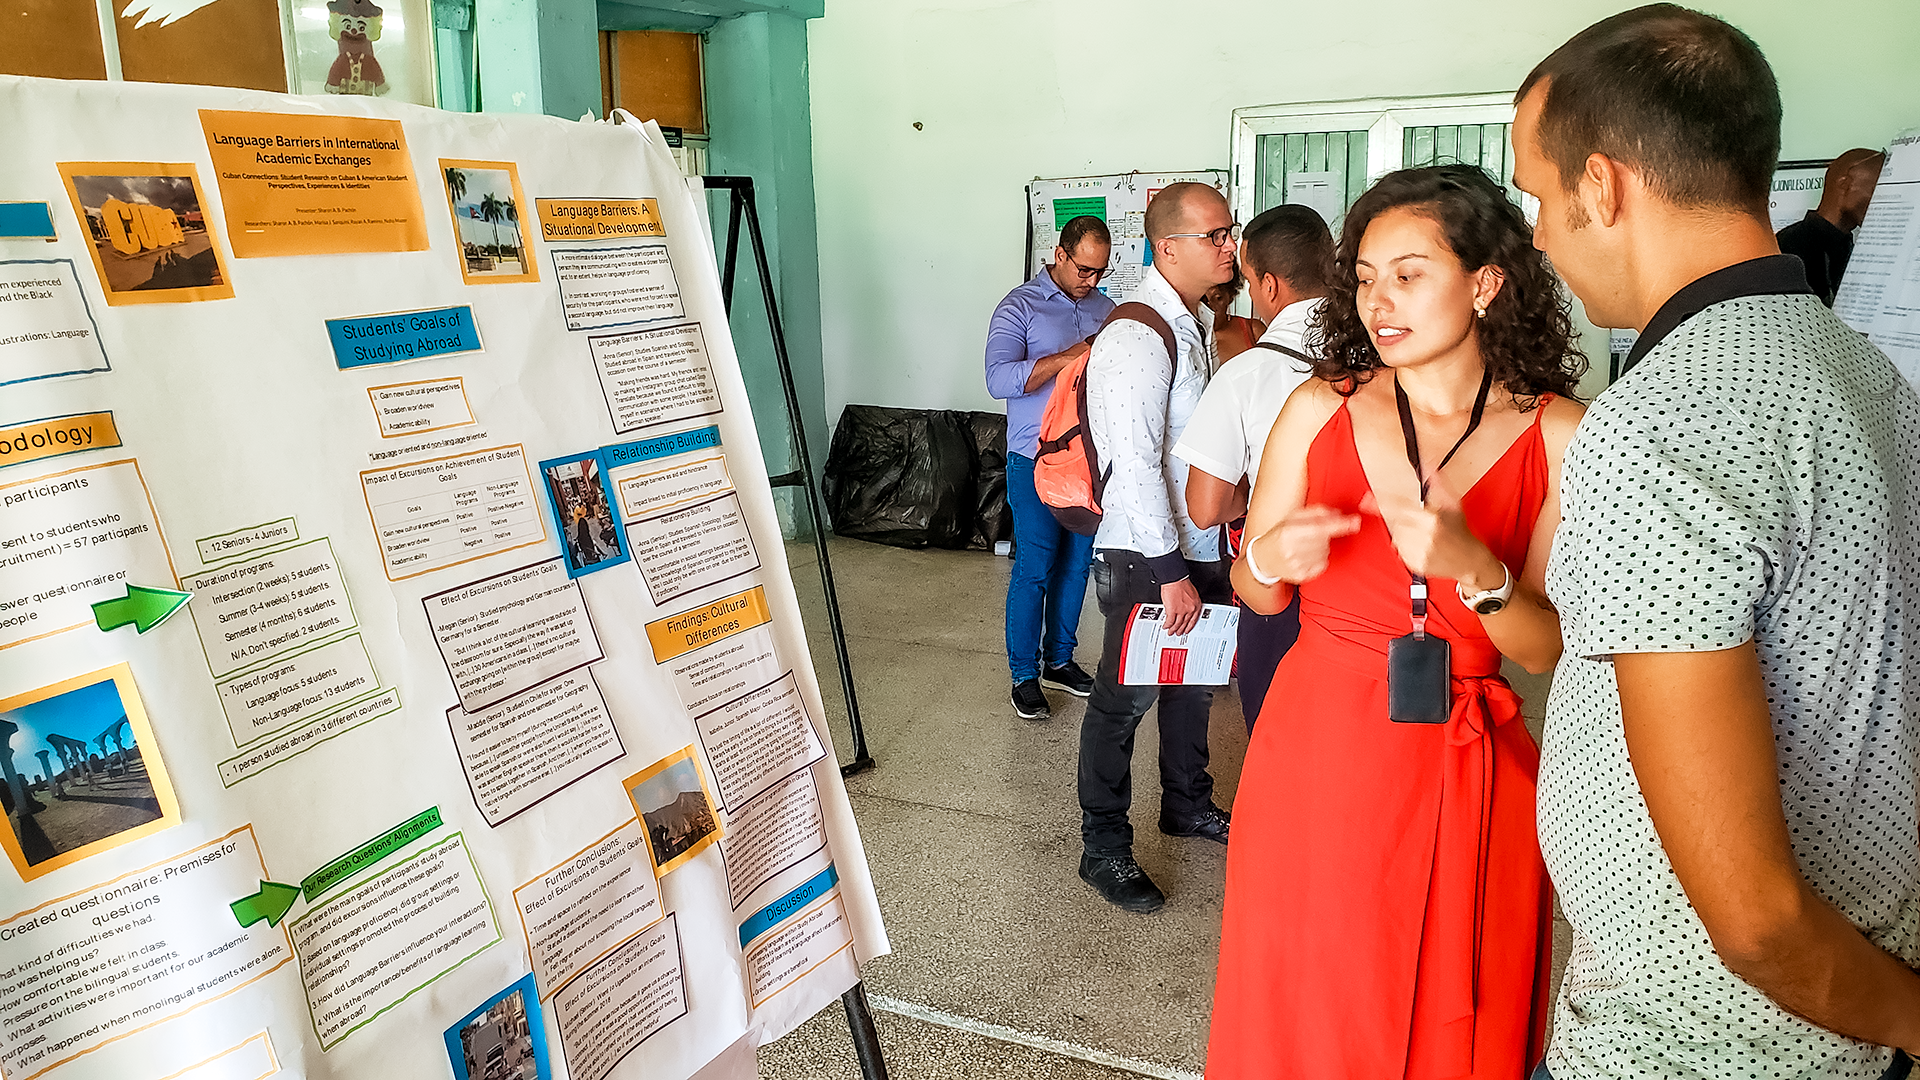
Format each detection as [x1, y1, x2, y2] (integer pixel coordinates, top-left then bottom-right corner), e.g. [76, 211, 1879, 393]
[1206, 398, 1553, 1079]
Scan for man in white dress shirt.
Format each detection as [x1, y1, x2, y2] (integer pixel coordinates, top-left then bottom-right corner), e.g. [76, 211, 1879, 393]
[1173, 204, 1332, 732]
[1076, 182, 1238, 913]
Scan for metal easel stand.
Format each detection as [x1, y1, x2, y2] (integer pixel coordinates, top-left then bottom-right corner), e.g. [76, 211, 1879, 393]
[702, 175, 889, 1080]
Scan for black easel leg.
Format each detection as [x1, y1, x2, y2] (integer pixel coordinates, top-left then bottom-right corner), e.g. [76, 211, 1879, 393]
[842, 983, 889, 1080]
[723, 179, 874, 776]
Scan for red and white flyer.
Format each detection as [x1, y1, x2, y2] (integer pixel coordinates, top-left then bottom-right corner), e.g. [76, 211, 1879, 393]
[1119, 602, 1240, 685]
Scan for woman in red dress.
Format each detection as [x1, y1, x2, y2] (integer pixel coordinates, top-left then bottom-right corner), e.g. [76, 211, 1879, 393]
[1207, 165, 1587, 1078]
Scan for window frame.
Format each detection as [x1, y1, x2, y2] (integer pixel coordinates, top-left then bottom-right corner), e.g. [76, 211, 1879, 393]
[1228, 92, 1520, 228]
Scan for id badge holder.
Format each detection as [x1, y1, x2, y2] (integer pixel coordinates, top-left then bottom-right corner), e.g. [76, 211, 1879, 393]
[1387, 581, 1451, 724]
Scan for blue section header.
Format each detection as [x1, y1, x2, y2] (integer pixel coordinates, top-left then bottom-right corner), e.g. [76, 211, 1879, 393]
[600, 426, 722, 470]
[739, 864, 838, 949]
[0, 203, 56, 239]
[327, 306, 480, 369]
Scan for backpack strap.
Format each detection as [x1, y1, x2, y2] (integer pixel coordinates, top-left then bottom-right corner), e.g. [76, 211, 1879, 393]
[1251, 341, 1315, 365]
[1100, 302, 1179, 364]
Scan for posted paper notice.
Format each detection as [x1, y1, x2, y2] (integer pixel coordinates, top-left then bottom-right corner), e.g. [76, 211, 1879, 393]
[424, 558, 605, 712]
[446, 670, 625, 825]
[0, 828, 293, 1080]
[513, 819, 662, 997]
[0, 259, 107, 387]
[552, 245, 684, 331]
[588, 322, 720, 432]
[551, 913, 686, 1080]
[359, 445, 543, 580]
[690, 673, 824, 810]
[289, 833, 500, 1049]
[720, 768, 829, 910]
[627, 492, 759, 606]
[0, 458, 175, 650]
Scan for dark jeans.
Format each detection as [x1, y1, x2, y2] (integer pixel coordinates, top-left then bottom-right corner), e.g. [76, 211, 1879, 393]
[1532, 1051, 1910, 1080]
[1004, 452, 1094, 681]
[1078, 549, 1232, 857]
[1235, 594, 1300, 734]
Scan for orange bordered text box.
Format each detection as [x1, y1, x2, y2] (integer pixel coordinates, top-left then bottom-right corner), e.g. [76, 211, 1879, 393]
[199, 110, 428, 257]
[645, 584, 771, 664]
[534, 198, 664, 242]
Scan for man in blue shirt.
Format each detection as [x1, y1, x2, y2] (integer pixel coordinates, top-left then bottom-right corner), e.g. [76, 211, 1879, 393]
[985, 215, 1114, 720]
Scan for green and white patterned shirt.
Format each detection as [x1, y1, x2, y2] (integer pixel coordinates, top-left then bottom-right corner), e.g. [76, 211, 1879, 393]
[1542, 258, 1920, 1079]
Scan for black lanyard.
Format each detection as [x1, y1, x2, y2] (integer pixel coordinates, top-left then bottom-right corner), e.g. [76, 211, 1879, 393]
[1394, 368, 1494, 638]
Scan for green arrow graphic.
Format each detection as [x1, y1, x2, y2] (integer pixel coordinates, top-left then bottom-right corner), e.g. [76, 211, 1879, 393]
[91, 585, 192, 634]
[230, 880, 301, 928]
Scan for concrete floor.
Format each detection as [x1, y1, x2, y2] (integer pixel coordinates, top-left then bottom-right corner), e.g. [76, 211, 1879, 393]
[761, 538, 1568, 1079]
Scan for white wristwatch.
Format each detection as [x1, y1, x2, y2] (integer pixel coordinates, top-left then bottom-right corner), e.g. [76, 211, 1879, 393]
[1457, 563, 1514, 616]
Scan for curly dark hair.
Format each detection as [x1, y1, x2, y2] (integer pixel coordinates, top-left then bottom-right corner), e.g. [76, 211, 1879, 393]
[1308, 164, 1586, 408]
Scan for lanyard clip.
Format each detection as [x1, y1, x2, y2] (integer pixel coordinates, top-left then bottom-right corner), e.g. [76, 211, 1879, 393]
[1410, 580, 1429, 640]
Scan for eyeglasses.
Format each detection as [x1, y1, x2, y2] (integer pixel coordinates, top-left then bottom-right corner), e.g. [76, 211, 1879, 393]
[1163, 223, 1242, 248]
[1061, 252, 1112, 283]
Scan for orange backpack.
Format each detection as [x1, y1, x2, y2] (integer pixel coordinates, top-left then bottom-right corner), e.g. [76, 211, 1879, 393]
[1033, 302, 1178, 535]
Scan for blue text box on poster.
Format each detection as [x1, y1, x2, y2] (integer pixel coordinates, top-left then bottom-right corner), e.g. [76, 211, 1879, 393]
[326, 305, 481, 369]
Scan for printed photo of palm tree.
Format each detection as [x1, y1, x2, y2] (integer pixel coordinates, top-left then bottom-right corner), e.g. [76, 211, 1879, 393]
[440, 159, 539, 284]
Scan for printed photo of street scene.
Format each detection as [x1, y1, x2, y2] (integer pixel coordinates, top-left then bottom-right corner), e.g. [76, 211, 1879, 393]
[60, 165, 232, 303]
[446, 974, 550, 1080]
[443, 161, 537, 284]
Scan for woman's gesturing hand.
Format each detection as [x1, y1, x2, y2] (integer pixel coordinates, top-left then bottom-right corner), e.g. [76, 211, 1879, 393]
[1365, 476, 1505, 591]
[1246, 505, 1364, 584]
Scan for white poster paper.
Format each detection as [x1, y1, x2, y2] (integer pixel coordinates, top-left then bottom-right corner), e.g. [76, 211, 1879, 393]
[0, 74, 887, 1080]
[0, 258, 108, 386]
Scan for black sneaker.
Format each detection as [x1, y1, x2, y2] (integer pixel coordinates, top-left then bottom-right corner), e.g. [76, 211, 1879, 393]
[1078, 853, 1166, 913]
[1159, 802, 1231, 845]
[1011, 679, 1050, 720]
[1041, 660, 1095, 698]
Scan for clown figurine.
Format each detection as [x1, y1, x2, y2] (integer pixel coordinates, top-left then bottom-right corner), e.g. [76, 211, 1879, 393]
[325, 0, 389, 96]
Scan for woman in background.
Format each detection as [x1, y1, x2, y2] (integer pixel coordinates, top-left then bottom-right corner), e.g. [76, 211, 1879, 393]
[1205, 269, 1265, 365]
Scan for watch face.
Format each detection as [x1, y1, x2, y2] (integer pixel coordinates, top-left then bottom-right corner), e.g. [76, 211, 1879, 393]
[1472, 596, 1507, 616]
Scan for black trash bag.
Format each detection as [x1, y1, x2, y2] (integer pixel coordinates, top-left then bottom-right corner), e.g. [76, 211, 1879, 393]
[967, 411, 1011, 551]
[823, 405, 977, 549]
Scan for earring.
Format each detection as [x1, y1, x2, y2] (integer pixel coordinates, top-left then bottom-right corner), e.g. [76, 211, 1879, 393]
[1475, 304, 1487, 319]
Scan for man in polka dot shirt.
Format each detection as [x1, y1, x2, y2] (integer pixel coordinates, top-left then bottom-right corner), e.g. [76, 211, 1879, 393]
[1514, 6, 1920, 1079]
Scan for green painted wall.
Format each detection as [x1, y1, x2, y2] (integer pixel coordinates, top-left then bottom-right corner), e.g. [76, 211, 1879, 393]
[704, 10, 829, 480]
[478, 0, 602, 119]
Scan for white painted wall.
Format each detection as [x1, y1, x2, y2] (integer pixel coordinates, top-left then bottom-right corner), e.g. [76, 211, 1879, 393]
[807, 0, 1920, 424]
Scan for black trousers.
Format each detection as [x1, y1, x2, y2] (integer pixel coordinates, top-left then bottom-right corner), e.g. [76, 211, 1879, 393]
[1078, 549, 1232, 857]
[1235, 595, 1300, 734]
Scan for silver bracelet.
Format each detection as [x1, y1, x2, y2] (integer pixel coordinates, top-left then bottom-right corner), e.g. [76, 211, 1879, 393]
[1243, 533, 1283, 586]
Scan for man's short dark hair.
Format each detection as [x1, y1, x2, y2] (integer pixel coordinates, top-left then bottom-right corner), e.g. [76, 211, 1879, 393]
[1057, 215, 1110, 257]
[1517, 4, 1781, 215]
[1241, 204, 1332, 292]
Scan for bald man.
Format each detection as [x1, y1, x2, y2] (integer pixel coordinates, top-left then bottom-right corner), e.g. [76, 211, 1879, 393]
[1777, 147, 1885, 305]
[1076, 182, 1238, 912]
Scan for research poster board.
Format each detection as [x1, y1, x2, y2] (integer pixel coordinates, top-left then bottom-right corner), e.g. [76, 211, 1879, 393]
[1836, 130, 1920, 385]
[1025, 171, 1228, 303]
[0, 74, 886, 1080]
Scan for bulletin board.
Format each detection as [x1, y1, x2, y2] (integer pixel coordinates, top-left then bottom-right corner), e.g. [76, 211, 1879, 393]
[1024, 170, 1228, 303]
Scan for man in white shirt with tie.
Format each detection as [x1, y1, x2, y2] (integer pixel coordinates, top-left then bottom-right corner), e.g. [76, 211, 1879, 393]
[1174, 204, 1332, 732]
[1076, 182, 1238, 913]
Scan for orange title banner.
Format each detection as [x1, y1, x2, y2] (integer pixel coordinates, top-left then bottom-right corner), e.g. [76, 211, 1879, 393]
[0, 411, 119, 470]
[200, 110, 428, 257]
[534, 198, 664, 242]
[646, 585, 770, 663]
